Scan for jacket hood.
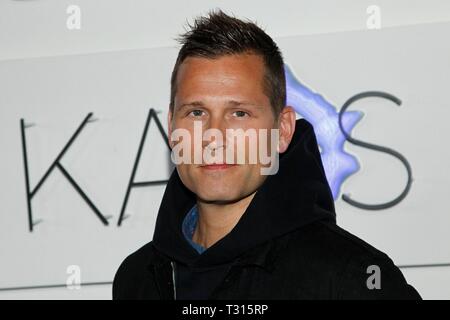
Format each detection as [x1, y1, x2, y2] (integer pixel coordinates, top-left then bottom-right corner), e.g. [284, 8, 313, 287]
[152, 118, 336, 267]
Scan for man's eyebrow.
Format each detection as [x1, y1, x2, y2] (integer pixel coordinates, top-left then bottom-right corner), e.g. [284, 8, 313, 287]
[177, 100, 264, 110]
[227, 100, 264, 109]
[177, 101, 205, 110]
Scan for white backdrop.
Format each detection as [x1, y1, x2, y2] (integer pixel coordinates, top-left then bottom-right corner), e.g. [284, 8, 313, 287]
[1, 1, 449, 299]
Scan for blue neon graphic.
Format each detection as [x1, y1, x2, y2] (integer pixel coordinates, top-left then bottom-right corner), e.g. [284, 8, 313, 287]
[285, 64, 362, 200]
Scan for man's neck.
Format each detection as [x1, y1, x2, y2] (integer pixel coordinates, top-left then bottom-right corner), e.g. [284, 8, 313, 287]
[192, 192, 257, 249]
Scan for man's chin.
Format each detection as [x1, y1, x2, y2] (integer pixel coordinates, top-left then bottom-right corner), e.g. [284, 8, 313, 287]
[196, 193, 243, 205]
[195, 187, 259, 205]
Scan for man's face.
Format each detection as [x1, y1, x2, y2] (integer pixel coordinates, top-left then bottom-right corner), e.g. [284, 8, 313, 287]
[169, 53, 278, 204]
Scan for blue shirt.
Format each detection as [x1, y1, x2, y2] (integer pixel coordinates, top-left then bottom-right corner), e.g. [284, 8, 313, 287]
[182, 205, 206, 254]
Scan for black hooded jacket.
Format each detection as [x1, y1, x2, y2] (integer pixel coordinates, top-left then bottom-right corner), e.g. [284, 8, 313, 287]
[113, 119, 421, 300]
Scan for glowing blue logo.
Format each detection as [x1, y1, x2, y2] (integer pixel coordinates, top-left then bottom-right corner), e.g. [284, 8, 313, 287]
[285, 64, 362, 200]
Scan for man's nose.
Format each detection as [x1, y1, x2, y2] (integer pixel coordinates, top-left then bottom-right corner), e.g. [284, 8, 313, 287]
[207, 113, 226, 131]
[202, 113, 226, 148]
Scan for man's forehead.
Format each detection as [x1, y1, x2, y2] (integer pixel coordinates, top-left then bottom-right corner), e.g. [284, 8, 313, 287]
[178, 53, 264, 74]
[173, 54, 269, 110]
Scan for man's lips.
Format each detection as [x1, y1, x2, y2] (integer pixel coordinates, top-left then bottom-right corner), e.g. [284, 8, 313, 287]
[199, 164, 238, 170]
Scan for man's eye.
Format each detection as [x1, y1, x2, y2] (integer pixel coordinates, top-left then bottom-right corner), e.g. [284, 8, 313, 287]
[233, 110, 249, 118]
[189, 110, 204, 117]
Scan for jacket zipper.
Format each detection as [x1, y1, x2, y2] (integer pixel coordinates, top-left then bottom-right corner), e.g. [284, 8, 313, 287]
[170, 261, 177, 300]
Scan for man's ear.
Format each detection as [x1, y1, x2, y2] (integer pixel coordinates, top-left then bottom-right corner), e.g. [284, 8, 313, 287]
[167, 109, 174, 149]
[277, 106, 296, 153]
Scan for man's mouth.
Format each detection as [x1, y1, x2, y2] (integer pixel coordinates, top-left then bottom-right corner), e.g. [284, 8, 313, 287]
[199, 164, 238, 170]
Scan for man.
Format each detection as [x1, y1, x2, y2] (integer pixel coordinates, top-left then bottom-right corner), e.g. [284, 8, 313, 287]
[113, 10, 421, 300]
